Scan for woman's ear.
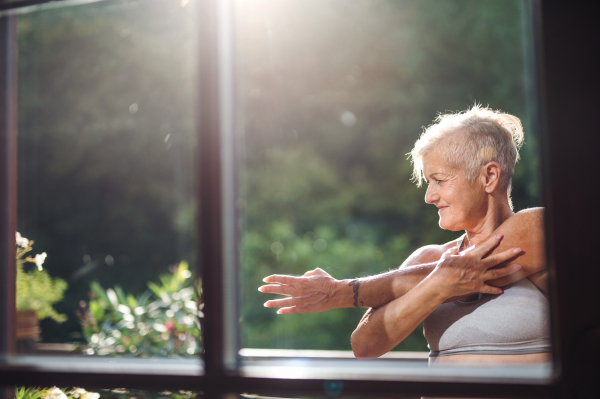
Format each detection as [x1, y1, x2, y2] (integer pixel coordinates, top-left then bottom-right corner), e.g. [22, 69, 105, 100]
[483, 162, 501, 193]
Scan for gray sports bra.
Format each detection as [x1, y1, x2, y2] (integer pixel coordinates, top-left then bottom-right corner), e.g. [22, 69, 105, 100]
[423, 277, 551, 357]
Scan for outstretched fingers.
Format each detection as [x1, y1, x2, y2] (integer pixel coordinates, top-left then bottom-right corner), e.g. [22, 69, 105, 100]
[264, 297, 297, 309]
[262, 274, 302, 284]
[258, 284, 297, 296]
[277, 305, 301, 314]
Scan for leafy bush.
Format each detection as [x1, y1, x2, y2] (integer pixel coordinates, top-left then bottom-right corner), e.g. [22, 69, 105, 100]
[15, 387, 199, 399]
[16, 233, 67, 323]
[77, 262, 201, 357]
[15, 387, 99, 399]
[14, 386, 45, 399]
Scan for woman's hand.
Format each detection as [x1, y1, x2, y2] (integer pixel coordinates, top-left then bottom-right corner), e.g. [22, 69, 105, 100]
[259, 268, 345, 314]
[428, 234, 523, 300]
[351, 234, 523, 358]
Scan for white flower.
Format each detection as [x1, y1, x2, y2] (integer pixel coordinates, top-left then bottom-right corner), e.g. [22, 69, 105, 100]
[71, 388, 87, 398]
[15, 232, 29, 248]
[43, 388, 67, 399]
[34, 252, 47, 270]
[181, 269, 192, 279]
[82, 392, 100, 399]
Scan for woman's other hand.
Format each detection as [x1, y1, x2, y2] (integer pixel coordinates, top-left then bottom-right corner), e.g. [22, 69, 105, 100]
[428, 234, 523, 299]
[259, 268, 345, 314]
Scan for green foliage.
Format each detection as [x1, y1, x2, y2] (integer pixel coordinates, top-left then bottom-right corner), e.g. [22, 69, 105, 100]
[77, 262, 201, 357]
[17, 0, 199, 341]
[15, 387, 46, 399]
[15, 387, 100, 399]
[15, 0, 541, 352]
[238, 0, 540, 351]
[16, 234, 67, 323]
[13, 387, 196, 399]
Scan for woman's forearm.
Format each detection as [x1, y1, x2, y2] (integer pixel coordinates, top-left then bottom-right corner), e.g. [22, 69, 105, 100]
[351, 277, 445, 358]
[339, 262, 437, 309]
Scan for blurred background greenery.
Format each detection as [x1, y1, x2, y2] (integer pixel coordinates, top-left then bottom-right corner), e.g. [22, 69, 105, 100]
[17, 0, 199, 346]
[16, 0, 540, 353]
[237, 0, 540, 351]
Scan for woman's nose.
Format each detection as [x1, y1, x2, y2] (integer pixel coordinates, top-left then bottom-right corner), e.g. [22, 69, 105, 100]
[425, 185, 439, 204]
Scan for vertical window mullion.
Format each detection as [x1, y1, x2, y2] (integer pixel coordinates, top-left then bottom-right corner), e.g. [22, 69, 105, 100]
[216, 0, 240, 371]
[199, 0, 240, 382]
[0, 13, 17, 399]
[198, 0, 224, 377]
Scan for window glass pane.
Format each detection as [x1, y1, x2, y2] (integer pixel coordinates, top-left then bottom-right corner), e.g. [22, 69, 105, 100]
[16, 0, 200, 358]
[238, 0, 545, 360]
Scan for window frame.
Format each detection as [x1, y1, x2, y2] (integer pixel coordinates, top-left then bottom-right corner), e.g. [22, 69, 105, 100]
[2, 0, 600, 397]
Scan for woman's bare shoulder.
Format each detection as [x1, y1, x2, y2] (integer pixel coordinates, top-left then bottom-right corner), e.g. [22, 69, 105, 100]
[399, 240, 458, 268]
[484, 206, 546, 288]
[513, 206, 544, 219]
[497, 207, 544, 240]
[511, 207, 544, 223]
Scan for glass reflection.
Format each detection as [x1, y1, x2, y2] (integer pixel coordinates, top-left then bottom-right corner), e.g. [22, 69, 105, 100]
[16, 0, 199, 357]
[239, 0, 546, 368]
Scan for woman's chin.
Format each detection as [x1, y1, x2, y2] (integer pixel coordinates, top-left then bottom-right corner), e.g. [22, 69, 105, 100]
[438, 219, 462, 232]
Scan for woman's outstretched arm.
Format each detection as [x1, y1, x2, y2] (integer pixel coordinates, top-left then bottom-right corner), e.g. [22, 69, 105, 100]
[260, 207, 545, 314]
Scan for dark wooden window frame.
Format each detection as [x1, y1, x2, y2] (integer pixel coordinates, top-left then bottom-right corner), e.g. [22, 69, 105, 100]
[1, 0, 600, 397]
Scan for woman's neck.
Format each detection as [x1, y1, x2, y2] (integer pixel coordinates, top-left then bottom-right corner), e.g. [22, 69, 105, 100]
[465, 199, 513, 247]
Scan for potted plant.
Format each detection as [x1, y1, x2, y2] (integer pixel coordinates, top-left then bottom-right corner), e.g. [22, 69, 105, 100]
[16, 232, 67, 350]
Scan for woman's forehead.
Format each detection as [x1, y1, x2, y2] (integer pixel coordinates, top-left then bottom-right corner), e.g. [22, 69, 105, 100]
[422, 151, 462, 178]
[423, 151, 450, 172]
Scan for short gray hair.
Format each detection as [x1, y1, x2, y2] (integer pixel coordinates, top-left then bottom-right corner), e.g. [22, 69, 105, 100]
[409, 105, 524, 194]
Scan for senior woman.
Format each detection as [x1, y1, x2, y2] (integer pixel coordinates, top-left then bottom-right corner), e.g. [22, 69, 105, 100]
[260, 106, 549, 364]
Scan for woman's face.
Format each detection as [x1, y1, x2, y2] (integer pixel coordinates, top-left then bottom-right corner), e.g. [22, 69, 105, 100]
[422, 151, 487, 231]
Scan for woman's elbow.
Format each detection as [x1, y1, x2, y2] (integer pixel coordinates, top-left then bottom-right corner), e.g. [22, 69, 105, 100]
[351, 330, 368, 358]
[351, 328, 379, 359]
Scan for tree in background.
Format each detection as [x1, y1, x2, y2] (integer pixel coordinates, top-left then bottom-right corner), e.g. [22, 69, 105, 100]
[16, 0, 540, 351]
[238, 0, 539, 350]
[18, 0, 198, 342]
